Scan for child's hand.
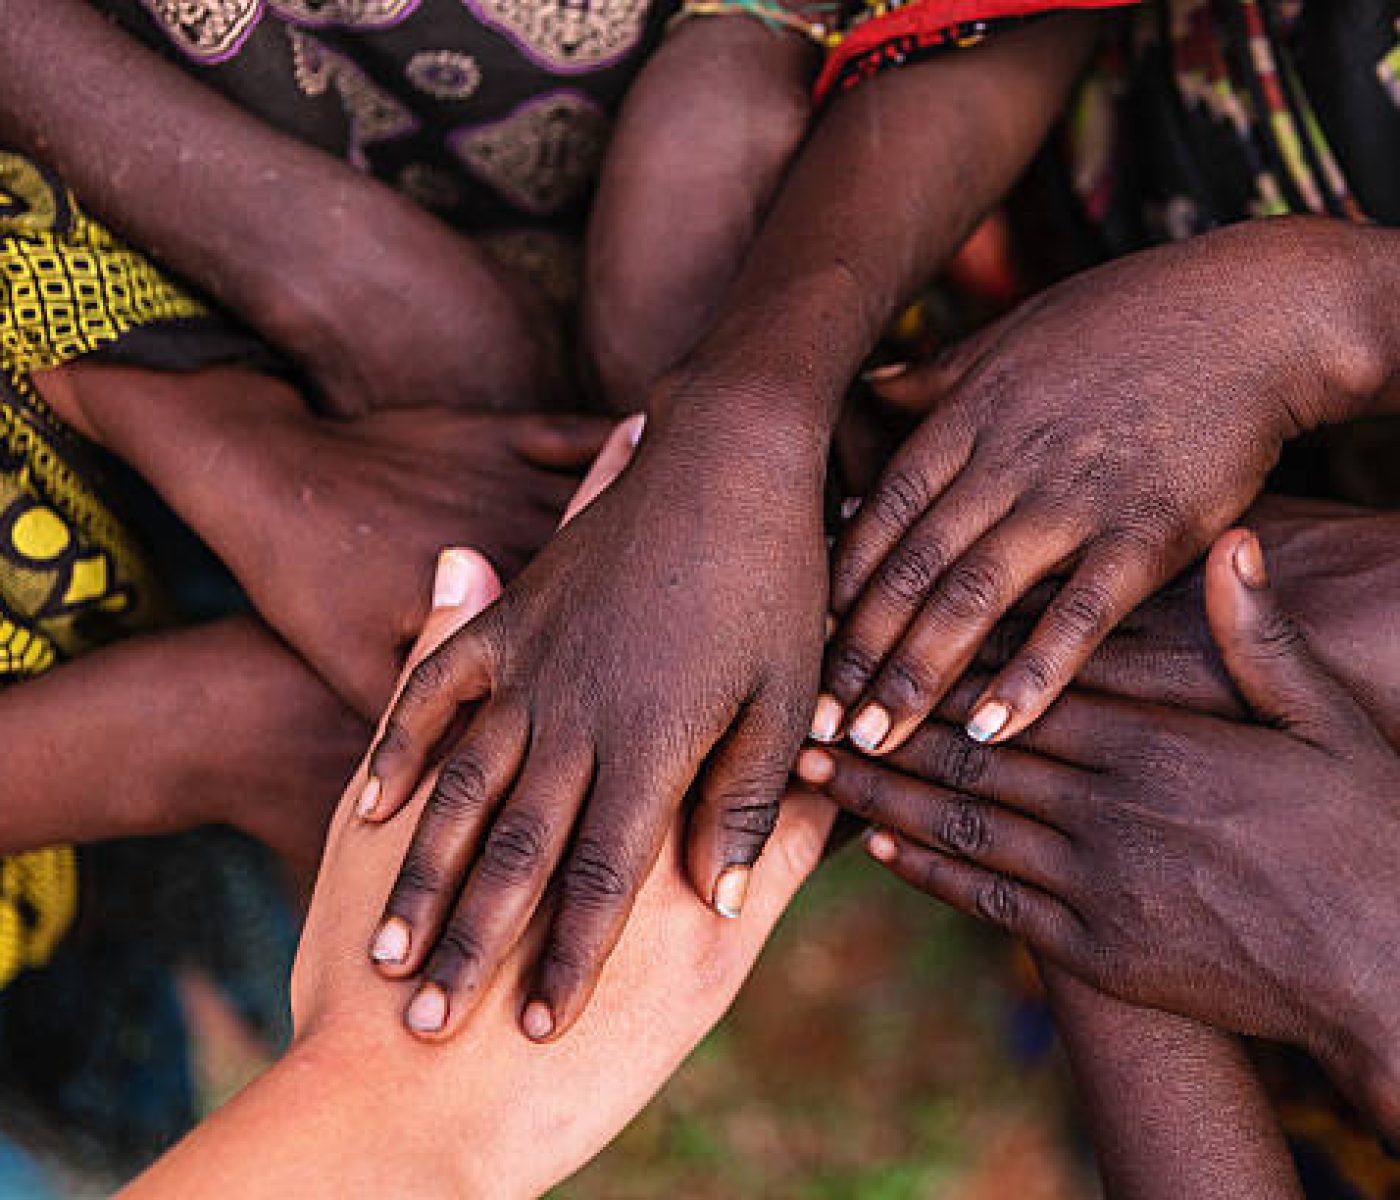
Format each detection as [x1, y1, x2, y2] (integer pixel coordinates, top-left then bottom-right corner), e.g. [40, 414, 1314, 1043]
[803, 529, 1400, 1135]
[820, 219, 1387, 752]
[361, 399, 829, 1043]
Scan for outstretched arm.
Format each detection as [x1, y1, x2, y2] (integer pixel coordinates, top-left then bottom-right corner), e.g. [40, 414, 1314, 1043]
[0, 0, 563, 415]
[1044, 965, 1301, 1200]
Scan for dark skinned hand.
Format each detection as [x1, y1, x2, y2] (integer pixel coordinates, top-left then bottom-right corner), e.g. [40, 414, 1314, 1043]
[971, 495, 1400, 745]
[59, 363, 611, 718]
[818, 217, 1393, 754]
[800, 528, 1400, 1138]
[361, 393, 828, 1044]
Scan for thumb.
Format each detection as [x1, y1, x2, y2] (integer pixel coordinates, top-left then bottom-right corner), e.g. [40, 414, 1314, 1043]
[1205, 529, 1361, 742]
[405, 546, 502, 678]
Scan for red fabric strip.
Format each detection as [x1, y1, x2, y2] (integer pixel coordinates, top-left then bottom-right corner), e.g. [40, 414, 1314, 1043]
[814, 0, 1140, 101]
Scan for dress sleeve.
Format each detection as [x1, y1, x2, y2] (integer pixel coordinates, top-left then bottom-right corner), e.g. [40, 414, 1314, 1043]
[815, 0, 1139, 103]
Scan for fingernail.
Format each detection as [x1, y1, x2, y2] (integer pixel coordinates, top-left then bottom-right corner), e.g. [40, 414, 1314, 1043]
[825, 614, 837, 641]
[809, 694, 844, 743]
[849, 704, 891, 753]
[863, 362, 910, 383]
[406, 983, 447, 1034]
[433, 548, 475, 609]
[796, 746, 835, 785]
[866, 829, 898, 863]
[713, 865, 751, 920]
[356, 776, 382, 819]
[522, 1000, 555, 1041]
[626, 414, 646, 447]
[1233, 533, 1268, 590]
[966, 701, 1010, 744]
[371, 916, 411, 966]
[840, 496, 862, 521]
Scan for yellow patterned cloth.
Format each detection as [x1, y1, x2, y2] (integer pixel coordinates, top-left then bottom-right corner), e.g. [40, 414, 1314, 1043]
[0, 149, 192, 986]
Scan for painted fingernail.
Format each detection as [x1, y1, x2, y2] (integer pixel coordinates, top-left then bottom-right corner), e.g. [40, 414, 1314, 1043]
[796, 747, 835, 786]
[810, 694, 844, 743]
[522, 1000, 555, 1042]
[849, 704, 891, 753]
[626, 413, 646, 447]
[371, 916, 411, 966]
[356, 776, 382, 819]
[406, 983, 447, 1034]
[1233, 533, 1268, 590]
[433, 548, 475, 609]
[866, 829, 898, 863]
[840, 495, 862, 521]
[966, 701, 1010, 744]
[713, 866, 751, 920]
[863, 362, 910, 383]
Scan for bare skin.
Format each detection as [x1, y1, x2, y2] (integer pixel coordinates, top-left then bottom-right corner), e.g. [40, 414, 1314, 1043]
[0, 616, 364, 889]
[366, 16, 1105, 1044]
[822, 218, 1400, 753]
[800, 528, 1400, 1141]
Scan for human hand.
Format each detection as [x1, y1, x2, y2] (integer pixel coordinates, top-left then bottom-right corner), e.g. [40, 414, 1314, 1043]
[361, 392, 829, 1043]
[801, 528, 1400, 1134]
[282, 536, 836, 1199]
[819, 217, 1393, 751]
[61, 363, 612, 717]
[972, 495, 1400, 744]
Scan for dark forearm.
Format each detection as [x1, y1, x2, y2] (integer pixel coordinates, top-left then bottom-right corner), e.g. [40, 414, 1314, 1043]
[0, 0, 552, 413]
[1043, 965, 1300, 1200]
[660, 15, 1101, 444]
[582, 18, 817, 413]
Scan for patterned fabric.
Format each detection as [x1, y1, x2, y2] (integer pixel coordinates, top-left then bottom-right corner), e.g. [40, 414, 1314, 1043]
[814, 0, 1139, 102]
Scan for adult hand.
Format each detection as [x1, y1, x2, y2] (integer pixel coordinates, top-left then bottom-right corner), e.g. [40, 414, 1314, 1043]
[60, 363, 611, 717]
[800, 528, 1400, 1135]
[819, 217, 1395, 751]
[362, 389, 829, 1043]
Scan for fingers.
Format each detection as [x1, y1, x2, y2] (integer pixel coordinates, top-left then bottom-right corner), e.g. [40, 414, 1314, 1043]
[828, 411, 976, 618]
[402, 749, 589, 1039]
[360, 616, 499, 822]
[795, 747, 1075, 892]
[686, 702, 795, 920]
[819, 474, 1005, 740]
[525, 757, 679, 1042]
[370, 704, 529, 978]
[966, 533, 1163, 744]
[559, 414, 643, 527]
[843, 513, 1081, 754]
[865, 831, 1084, 959]
[510, 414, 616, 472]
[411, 548, 503, 664]
[1204, 528, 1368, 745]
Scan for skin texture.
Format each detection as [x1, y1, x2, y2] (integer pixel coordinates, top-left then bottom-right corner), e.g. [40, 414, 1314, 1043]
[123, 466, 839, 1200]
[0, 0, 566, 416]
[366, 15, 1104, 1043]
[800, 529, 1400, 1139]
[45, 362, 611, 718]
[0, 616, 363, 886]
[823, 218, 1400, 752]
[581, 17, 818, 412]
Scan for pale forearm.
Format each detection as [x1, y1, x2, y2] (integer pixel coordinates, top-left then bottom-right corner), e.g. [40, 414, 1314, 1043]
[1043, 966, 1300, 1200]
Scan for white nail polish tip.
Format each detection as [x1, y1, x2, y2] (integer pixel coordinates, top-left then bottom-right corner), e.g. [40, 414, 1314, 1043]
[966, 701, 1010, 744]
[840, 496, 861, 520]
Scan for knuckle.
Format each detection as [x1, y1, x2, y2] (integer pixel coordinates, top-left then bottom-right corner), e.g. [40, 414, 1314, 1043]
[1011, 648, 1059, 695]
[539, 937, 591, 989]
[433, 924, 486, 980]
[1254, 610, 1307, 658]
[920, 729, 991, 793]
[870, 470, 931, 534]
[975, 875, 1021, 928]
[561, 838, 632, 910]
[876, 540, 946, 606]
[825, 641, 881, 695]
[374, 718, 411, 763]
[878, 657, 935, 713]
[937, 559, 1008, 623]
[393, 851, 445, 899]
[720, 794, 782, 845]
[479, 810, 550, 885]
[844, 766, 885, 820]
[404, 651, 452, 704]
[940, 798, 991, 857]
[428, 756, 490, 821]
[1049, 581, 1117, 643]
